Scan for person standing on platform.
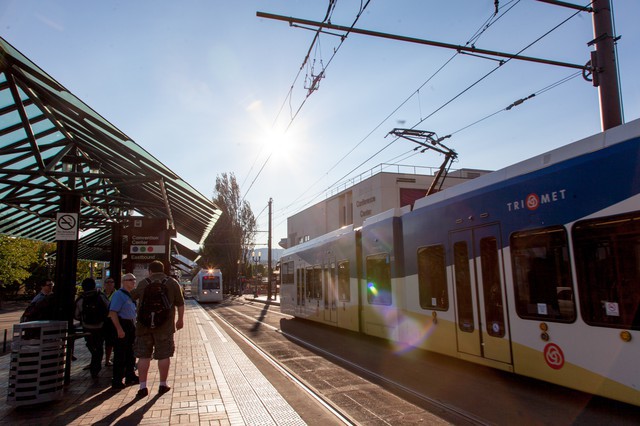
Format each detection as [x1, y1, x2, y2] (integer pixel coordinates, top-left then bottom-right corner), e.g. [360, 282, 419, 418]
[108, 273, 139, 390]
[101, 277, 116, 367]
[132, 260, 184, 398]
[20, 279, 54, 322]
[74, 278, 110, 379]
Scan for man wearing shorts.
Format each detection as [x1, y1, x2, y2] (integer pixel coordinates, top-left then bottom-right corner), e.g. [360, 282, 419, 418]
[132, 260, 184, 398]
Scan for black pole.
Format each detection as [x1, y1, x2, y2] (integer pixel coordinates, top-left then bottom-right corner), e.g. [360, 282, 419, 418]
[267, 198, 273, 300]
[55, 190, 80, 385]
[591, 0, 622, 130]
[110, 222, 123, 288]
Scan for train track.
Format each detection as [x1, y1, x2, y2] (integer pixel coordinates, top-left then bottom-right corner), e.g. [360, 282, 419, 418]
[205, 298, 489, 425]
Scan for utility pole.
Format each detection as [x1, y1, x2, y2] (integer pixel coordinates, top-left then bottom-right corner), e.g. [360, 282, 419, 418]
[591, 0, 622, 130]
[267, 198, 273, 300]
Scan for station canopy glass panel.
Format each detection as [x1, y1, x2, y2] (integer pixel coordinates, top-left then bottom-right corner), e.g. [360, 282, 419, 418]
[0, 37, 221, 262]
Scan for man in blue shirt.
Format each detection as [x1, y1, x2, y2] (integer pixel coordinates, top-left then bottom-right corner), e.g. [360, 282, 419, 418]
[108, 273, 139, 390]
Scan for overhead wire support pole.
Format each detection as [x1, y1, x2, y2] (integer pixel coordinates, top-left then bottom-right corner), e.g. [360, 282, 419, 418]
[256, 11, 589, 71]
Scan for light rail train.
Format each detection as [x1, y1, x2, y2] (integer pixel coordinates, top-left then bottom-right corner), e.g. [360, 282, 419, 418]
[280, 118, 640, 406]
[191, 268, 223, 303]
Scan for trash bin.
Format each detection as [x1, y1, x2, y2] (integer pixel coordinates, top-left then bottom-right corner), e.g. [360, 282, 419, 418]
[7, 320, 67, 406]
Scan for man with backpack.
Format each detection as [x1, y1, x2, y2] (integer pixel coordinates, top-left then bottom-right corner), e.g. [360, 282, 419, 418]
[132, 260, 184, 398]
[74, 278, 110, 379]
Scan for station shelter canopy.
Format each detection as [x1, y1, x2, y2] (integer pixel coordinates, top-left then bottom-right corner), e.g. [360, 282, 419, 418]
[0, 37, 221, 263]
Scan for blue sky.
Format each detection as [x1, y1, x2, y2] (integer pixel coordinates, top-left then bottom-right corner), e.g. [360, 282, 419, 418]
[2, 1, 639, 249]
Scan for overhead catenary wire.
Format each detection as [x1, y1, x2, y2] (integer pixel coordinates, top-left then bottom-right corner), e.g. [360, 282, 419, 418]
[277, 1, 525, 215]
[242, 1, 372, 202]
[286, 6, 588, 218]
[264, 2, 594, 235]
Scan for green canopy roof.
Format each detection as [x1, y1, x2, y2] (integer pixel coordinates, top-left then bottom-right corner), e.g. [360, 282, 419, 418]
[0, 37, 220, 261]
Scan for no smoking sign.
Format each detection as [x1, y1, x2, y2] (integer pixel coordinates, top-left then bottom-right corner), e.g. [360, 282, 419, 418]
[55, 212, 79, 240]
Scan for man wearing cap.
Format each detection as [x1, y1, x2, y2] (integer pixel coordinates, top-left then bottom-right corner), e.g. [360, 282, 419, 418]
[108, 273, 139, 390]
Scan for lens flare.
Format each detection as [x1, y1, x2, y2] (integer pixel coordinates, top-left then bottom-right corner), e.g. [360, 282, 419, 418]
[367, 282, 378, 296]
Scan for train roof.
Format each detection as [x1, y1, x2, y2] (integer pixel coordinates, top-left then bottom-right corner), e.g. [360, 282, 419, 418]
[413, 118, 640, 211]
[282, 224, 355, 255]
[362, 206, 411, 227]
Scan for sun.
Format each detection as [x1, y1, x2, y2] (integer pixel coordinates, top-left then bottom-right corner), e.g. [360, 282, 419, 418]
[263, 124, 295, 154]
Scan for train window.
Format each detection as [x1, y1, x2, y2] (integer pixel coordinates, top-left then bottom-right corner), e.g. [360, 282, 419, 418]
[306, 266, 321, 299]
[510, 226, 575, 322]
[573, 212, 640, 330]
[453, 241, 474, 332]
[281, 261, 294, 285]
[417, 245, 448, 311]
[297, 267, 305, 306]
[202, 276, 220, 290]
[480, 237, 505, 337]
[338, 261, 350, 302]
[366, 253, 392, 305]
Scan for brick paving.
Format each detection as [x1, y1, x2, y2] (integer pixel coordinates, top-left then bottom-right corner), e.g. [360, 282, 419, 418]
[0, 298, 305, 425]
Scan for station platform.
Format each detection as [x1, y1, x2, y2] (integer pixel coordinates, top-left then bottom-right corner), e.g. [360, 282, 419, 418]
[0, 298, 309, 425]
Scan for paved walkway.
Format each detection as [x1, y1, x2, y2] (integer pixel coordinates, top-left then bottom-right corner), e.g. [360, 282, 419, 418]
[0, 298, 304, 425]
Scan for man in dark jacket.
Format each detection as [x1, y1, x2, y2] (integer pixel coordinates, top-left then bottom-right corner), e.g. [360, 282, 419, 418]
[74, 278, 109, 379]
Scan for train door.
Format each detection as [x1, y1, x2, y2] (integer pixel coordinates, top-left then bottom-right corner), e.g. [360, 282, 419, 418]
[323, 260, 337, 323]
[450, 224, 512, 365]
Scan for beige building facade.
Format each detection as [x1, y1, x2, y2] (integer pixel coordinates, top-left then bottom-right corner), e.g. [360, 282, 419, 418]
[283, 167, 490, 249]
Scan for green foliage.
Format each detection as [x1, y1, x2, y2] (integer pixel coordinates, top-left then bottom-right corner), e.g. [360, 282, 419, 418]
[0, 236, 53, 298]
[76, 260, 93, 282]
[201, 173, 257, 292]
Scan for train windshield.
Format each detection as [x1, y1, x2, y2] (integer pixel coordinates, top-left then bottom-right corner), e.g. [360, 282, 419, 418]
[202, 276, 220, 290]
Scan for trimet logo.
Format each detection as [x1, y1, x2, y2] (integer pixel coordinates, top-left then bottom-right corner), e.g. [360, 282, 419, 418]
[507, 189, 567, 212]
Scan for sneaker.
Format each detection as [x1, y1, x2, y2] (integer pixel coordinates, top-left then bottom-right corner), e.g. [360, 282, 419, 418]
[111, 382, 126, 391]
[125, 376, 140, 386]
[135, 388, 148, 399]
[158, 385, 171, 395]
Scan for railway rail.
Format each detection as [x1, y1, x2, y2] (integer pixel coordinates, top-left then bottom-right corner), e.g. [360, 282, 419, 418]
[197, 297, 640, 425]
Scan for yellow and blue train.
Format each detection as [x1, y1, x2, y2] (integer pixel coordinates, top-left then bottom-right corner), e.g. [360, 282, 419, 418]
[280, 118, 640, 406]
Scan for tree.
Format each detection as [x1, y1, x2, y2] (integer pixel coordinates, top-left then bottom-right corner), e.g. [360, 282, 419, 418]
[201, 173, 257, 293]
[0, 236, 53, 299]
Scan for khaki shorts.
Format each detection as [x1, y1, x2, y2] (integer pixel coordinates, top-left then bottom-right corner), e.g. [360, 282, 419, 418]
[134, 332, 175, 360]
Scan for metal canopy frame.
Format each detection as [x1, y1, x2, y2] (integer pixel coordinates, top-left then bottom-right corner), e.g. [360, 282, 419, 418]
[0, 37, 220, 263]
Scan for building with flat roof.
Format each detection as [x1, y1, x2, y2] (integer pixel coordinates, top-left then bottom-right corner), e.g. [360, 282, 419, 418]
[282, 165, 490, 249]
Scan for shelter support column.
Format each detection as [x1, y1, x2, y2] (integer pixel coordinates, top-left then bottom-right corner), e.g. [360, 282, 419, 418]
[54, 191, 80, 323]
[110, 222, 123, 288]
[54, 191, 80, 386]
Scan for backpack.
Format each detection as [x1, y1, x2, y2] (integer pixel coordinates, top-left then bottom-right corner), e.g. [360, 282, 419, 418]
[138, 278, 171, 328]
[20, 301, 40, 323]
[81, 292, 109, 326]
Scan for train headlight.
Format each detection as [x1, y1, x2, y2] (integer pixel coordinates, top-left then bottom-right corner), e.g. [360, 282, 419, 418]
[539, 322, 548, 332]
[540, 332, 550, 341]
[620, 331, 632, 342]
